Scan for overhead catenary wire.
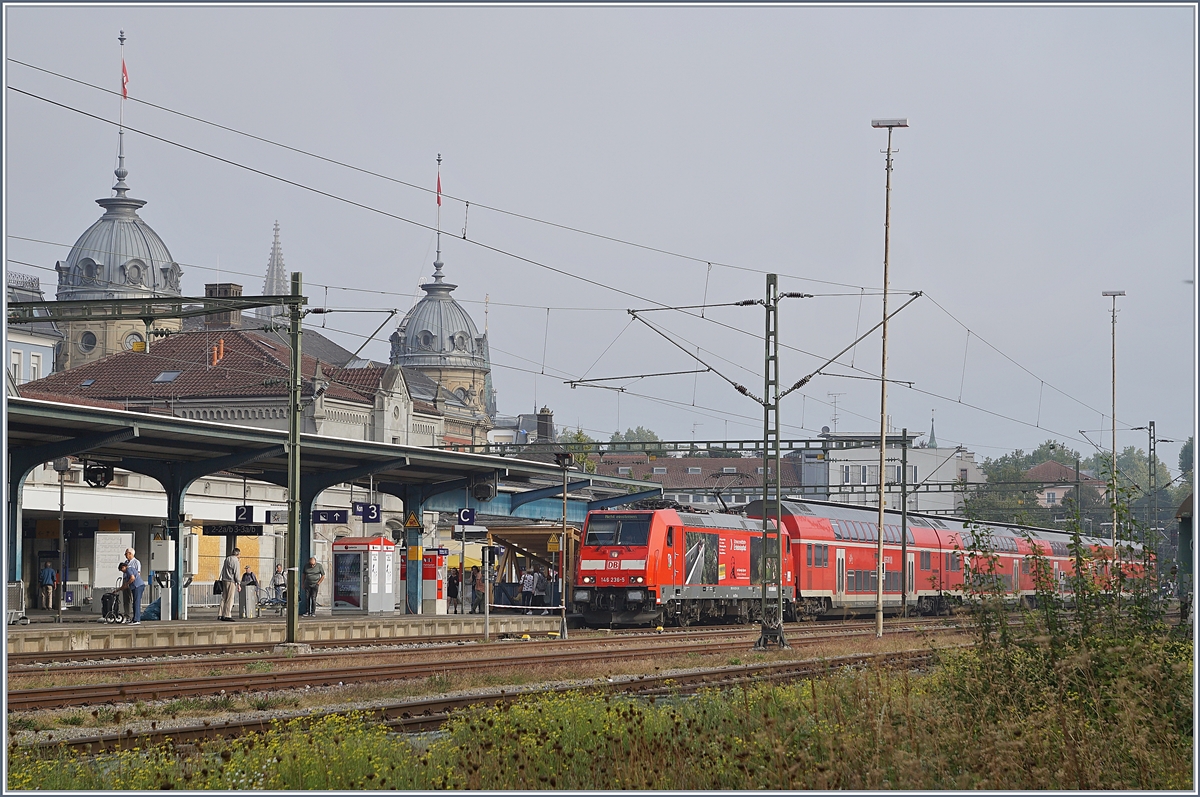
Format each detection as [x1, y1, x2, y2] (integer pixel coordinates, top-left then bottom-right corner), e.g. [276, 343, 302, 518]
[7, 57, 884, 293]
[6, 81, 1148, 454]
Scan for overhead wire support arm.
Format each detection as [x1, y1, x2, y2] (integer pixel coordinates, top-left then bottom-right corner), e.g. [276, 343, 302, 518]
[565, 368, 710, 388]
[628, 311, 764, 404]
[778, 291, 922, 400]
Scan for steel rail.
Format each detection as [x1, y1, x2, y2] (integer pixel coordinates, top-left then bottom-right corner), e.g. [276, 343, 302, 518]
[7, 617, 956, 669]
[7, 624, 965, 711]
[28, 647, 952, 754]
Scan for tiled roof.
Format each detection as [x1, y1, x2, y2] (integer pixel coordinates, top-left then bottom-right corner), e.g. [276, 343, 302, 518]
[21, 329, 388, 406]
[17, 389, 125, 410]
[1025, 460, 1104, 484]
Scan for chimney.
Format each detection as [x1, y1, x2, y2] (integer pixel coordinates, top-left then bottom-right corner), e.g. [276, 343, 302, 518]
[537, 406, 554, 443]
[204, 283, 243, 330]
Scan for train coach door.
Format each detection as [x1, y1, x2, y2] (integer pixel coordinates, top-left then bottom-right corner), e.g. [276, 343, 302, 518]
[667, 527, 681, 597]
[836, 549, 845, 596]
[907, 552, 915, 595]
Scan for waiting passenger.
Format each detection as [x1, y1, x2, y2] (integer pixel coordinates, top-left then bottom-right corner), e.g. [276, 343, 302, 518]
[519, 568, 535, 613]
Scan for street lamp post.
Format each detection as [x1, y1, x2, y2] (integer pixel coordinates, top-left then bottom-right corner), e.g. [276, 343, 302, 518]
[555, 451, 574, 641]
[1102, 290, 1124, 551]
[872, 117, 908, 638]
[52, 457, 71, 623]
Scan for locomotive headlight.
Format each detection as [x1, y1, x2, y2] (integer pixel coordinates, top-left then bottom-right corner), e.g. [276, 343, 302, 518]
[574, 590, 590, 602]
[632, 576, 645, 584]
[582, 576, 594, 584]
[626, 590, 644, 602]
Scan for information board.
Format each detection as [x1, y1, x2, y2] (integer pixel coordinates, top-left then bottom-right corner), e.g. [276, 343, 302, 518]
[92, 532, 133, 590]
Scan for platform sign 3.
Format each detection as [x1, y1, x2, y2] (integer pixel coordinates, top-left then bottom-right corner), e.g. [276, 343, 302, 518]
[235, 505, 254, 523]
[362, 504, 382, 523]
[311, 509, 349, 524]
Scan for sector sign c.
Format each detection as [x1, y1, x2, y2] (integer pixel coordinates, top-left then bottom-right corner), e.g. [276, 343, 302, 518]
[457, 507, 476, 526]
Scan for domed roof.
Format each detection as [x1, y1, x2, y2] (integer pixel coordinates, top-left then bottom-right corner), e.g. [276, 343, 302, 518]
[55, 136, 182, 301]
[389, 259, 489, 371]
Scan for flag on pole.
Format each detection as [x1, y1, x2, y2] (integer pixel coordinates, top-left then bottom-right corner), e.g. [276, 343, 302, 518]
[121, 59, 129, 99]
[436, 171, 442, 207]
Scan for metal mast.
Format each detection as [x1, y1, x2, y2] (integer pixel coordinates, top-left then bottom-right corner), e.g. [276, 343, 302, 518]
[755, 274, 788, 650]
[286, 273, 303, 644]
[872, 118, 907, 638]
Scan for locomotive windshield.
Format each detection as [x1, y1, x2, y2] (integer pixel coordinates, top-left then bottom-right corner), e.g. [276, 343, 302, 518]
[584, 513, 652, 546]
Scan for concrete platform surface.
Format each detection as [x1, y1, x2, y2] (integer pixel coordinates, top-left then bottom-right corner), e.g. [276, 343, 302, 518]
[6, 609, 562, 653]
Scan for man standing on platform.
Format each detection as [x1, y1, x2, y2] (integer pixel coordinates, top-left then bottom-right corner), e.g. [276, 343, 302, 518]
[302, 556, 325, 617]
[39, 561, 58, 610]
[123, 548, 146, 625]
[217, 547, 241, 621]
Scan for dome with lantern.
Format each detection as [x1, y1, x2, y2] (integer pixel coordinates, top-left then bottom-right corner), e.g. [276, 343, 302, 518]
[389, 259, 488, 372]
[55, 134, 182, 302]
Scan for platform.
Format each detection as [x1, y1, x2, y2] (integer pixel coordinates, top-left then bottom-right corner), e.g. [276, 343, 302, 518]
[6, 608, 562, 654]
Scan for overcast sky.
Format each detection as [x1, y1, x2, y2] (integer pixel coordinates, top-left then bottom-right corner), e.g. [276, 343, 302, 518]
[4, 4, 1196, 474]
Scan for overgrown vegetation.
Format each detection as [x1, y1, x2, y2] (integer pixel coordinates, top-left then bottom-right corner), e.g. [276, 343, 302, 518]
[9, 491, 1191, 790]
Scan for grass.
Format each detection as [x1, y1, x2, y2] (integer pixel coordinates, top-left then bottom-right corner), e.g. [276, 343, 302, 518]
[10, 636, 1192, 790]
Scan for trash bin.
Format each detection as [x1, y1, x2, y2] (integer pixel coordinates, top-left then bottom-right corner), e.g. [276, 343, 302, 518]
[240, 584, 258, 619]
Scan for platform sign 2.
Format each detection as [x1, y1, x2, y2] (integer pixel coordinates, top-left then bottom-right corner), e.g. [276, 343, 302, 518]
[235, 505, 254, 523]
[311, 509, 349, 524]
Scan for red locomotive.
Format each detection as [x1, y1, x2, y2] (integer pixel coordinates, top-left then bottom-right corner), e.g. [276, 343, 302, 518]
[571, 508, 794, 627]
[573, 498, 1139, 627]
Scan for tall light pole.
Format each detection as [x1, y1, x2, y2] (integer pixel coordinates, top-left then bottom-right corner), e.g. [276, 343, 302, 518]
[53, 457, 71, 623]
[555, 451, 574, 641]
[872, 117, 907, 638]
[1103, 290, 1124, 551]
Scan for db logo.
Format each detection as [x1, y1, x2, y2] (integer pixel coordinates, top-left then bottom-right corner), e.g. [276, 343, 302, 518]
[606, 560, 621, 570]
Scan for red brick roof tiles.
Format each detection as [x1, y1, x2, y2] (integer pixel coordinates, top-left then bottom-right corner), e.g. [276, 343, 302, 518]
[21, 330, 388, 406]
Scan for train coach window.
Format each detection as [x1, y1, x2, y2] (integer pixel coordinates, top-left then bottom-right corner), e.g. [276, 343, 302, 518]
[666, 528, 674, 547]
[807, 544, 813, 567]
[920, 550, 931, 571]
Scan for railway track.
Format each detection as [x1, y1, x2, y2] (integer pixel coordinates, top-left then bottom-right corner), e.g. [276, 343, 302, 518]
[27, 647, 951, 754]
[7, 622, 967, 711]
[6, 616, 958, 669]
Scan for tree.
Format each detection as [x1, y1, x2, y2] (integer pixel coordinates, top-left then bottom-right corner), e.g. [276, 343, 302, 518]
[610, 426, 663, 454]
[557, 428, 599, 473]
[610, 426, 660, 444]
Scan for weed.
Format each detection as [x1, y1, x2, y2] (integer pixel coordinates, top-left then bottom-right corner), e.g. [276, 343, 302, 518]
[8, 716, 42, 733]
[57, 713, 86, 727]
[245, 661, 273, 674]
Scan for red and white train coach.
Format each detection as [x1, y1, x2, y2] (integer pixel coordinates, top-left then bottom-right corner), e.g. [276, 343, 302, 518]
[748, 499, 1135, 618]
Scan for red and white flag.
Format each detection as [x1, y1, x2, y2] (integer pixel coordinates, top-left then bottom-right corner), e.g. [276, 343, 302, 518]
[436, 170, 442, 207]
[121, 59, 129, 99]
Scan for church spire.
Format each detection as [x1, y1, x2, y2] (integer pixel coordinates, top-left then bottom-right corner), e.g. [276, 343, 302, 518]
[256, 221, 290, 320]
[928, 409, 938, 448]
